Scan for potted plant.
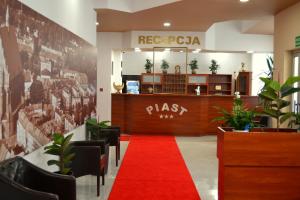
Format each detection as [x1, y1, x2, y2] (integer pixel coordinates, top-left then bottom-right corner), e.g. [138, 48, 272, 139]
[189, 59, 198, 74]
[161, 59, 169, 74]
[44, 133, 75, 175]
[209, 59, 220, 74]
[259, 76, 300, 130]
[213, 92, 256, 131]
[144, 59, 153, 73]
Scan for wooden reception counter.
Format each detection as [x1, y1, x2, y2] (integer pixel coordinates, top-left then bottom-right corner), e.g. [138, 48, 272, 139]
[111, 94, 259, 136]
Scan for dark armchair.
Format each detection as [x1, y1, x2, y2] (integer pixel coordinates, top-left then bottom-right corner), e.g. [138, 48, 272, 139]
[70, 139, 109, 196]
[0, 156, 76, 200]
[86, 120, 121, 166]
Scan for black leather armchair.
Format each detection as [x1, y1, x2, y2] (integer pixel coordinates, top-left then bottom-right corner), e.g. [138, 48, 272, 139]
[86, 121, 121, 166]
[0, 156, 76, 200]
[70, 139, 109, 196]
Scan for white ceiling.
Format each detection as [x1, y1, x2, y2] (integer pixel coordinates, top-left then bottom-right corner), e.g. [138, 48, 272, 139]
[94, 0, 180, 13]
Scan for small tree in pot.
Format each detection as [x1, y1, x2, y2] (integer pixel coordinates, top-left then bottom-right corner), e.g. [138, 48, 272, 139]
[161, 59, 169, 74]
[189, 59, 198, 74]
[209, 59, 220, 74]
[44, 133, 75, 175]
[144, 59, 153, 73]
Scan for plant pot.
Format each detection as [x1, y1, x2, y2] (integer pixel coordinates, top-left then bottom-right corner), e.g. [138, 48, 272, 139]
[192, 69, 197, 74]
[162, 70, 167, 74]
[146, 69, 151, 73]
[212, 71, 217, 75]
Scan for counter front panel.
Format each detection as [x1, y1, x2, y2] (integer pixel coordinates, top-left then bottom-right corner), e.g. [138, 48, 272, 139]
[112, 94, 258, 136]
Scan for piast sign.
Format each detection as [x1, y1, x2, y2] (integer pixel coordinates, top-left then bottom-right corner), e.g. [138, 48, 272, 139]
[138, 35, 200, 45]
[146, 103, 188, 119]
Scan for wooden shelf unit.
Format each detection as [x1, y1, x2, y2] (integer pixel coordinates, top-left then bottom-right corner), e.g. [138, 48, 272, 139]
[140, 73, 163, 94]
[187, 74, 209, 95]
[237, 71, 252, 95]
[162, 74, 186, 94]
[208, 74, 233, 95]
[140, 73, 233, 95]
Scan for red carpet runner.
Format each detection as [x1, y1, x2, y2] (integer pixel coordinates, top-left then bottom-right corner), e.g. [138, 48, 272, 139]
[108, 135, 201, 200]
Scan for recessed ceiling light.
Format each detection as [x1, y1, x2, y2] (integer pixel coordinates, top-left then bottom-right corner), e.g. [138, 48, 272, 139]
[95, 22, 99, 26]
[163, 22, 171, 27]
[247, 50, 254, 54]
[165, 48, 171, 51]
[134, 47, 141, 52]
[180, 50, 184, 53]
[240, 0, 249, 2]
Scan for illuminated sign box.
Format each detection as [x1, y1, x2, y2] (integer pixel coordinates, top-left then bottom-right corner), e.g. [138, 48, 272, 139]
[296, 36, 300, 48]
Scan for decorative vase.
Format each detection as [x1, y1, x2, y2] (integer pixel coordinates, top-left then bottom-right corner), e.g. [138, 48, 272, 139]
[148, 87, 154, 93]
[212, 71, 217, 75]
[113, 82, 124, 93]
[146, 69, 151, 73]
[192, 69, 197, 74]
[162, 70, 167, 74]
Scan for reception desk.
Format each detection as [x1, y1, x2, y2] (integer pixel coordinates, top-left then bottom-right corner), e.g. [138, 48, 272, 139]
[111, 94, 259, 136]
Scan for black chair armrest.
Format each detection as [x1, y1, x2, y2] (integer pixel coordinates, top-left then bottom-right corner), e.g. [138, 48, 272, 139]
[0, 175, 58, 200]
[22, 160, 76, 200]
[71, 139, 108, 147]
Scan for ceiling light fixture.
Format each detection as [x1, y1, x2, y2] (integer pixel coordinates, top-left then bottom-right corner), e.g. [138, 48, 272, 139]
[192, 49, 201, 53]
[165, 48, 171, 51]
[240, 0, 249, 2]
[247, 50, 254, 54]
[134, 47, 141, 52]
[95, 22, 99, 26]
[163, 22, 171, 27]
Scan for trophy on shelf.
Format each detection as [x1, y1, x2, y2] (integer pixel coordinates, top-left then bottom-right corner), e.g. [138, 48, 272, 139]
[113, 82, 124, 93]
[175, 65, 181, 74]
[195, 85, 201, 96]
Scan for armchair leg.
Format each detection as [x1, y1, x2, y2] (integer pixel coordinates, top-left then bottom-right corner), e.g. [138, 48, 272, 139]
[97, 175, 100, 196]
[118, 143, 120, 160]
[116, 146, 119, 167]
[102, 169, 105, 185]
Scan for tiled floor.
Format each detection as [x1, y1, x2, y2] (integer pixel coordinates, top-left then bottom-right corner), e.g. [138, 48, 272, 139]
[76, 136, 218, 200]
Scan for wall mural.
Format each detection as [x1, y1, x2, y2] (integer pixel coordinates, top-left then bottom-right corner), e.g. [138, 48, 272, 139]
[0, 0, 97, 161]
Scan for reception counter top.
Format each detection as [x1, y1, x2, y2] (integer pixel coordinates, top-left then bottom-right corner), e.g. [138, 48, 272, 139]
[111, 94, 259, 136]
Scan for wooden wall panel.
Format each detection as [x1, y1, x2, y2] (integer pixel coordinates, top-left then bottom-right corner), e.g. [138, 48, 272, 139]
[217, 128, 300, 200]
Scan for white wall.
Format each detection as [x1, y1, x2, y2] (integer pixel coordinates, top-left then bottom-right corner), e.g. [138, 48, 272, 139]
[111, 50, 123, 92]
[206, 21, 273, 52]
[122, 51, 252, 75]
[251, 53, 273, 96]
[97, 32, 123, 121]
[19, 0, 97, 46]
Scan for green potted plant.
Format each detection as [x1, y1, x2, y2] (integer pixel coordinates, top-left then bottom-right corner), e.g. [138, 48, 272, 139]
[161, 59, 169, 74]
[189, 59, 198, 74]
[209, 59, 220, 74]
[44, 133, 75, 175]
[144, 59, 153, 73]
[213, 92, 256, 131]
[258, 76, 300, 130]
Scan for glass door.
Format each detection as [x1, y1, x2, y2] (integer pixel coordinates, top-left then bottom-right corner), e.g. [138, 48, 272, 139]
[293, 53, 300, 112]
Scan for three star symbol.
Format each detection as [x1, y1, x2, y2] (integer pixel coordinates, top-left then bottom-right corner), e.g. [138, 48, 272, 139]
[160, 114, 174, 119]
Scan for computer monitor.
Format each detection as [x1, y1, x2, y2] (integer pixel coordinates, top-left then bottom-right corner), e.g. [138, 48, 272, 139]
[126, 80, 140, 94]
